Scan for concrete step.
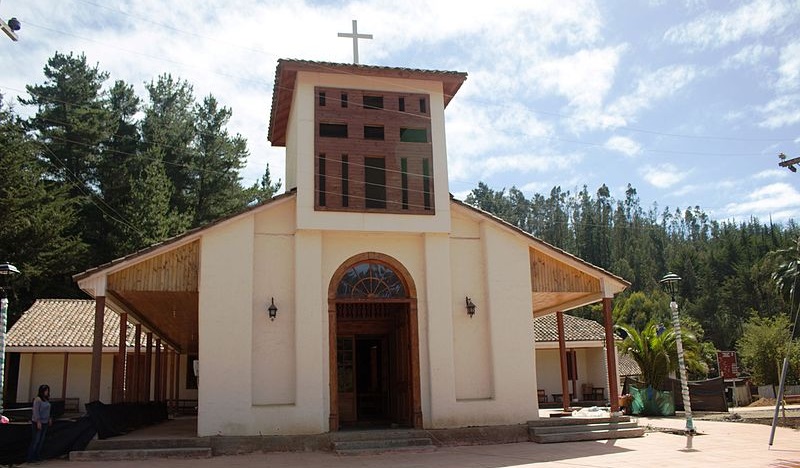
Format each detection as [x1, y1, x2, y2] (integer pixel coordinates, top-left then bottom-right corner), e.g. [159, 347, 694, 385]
[70, 447, 213, 461]
[531, 427, 645, 444]
[530, 421, 639, 435]
[527, 416, 632, 427]
[86, 437, 210, 451]
[333, 436, 435, 455]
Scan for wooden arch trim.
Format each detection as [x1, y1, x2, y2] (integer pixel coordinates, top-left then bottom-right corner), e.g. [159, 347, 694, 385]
[327, 252, 422, 431]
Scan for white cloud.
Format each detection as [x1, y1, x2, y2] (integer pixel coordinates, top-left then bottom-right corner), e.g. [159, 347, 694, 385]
[664, 0, 798, 50]
[724, 182, 800, 221]
[722, 44, 775, 69]
[478, 152, 583, 177]
[758, 94, 800, 128]
[777, 40, 800, 92]
[529, 46, 625, 108]
[753, 169, 790, 179]
[639, 163, 689, 188]
[598, 65, 696, 128]
[604, 136, 641, 157]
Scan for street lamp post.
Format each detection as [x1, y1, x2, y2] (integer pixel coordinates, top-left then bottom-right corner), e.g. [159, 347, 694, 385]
[0, 262, 20, 415]
[660, 272, 696, 450]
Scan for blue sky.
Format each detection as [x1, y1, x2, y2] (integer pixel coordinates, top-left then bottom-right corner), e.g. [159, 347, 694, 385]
[2, 0, 799, 222]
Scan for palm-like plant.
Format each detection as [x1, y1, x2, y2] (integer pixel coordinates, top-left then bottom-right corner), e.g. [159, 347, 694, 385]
[617, 323, 679, 390]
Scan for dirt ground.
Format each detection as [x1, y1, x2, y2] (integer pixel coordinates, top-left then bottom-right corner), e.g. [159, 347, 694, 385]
[693, 398, 800, 429]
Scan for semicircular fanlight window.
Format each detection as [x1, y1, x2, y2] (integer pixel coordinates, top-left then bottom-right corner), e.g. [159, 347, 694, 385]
[336, 262, 407, 299]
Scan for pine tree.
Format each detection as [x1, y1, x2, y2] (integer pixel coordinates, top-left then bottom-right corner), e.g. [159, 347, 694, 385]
[248, 164, 283, 204]
[191, 95, 249, 225]
[21, 52, 112, 194]
[0, 95, 86, 320]
[142, 74, 196, 222]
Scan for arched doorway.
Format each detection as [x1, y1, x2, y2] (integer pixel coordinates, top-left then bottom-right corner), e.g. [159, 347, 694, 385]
[328, 252, 422, 431]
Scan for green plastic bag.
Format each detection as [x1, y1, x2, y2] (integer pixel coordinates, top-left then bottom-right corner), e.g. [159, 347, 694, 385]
[630, 385, 676, 416]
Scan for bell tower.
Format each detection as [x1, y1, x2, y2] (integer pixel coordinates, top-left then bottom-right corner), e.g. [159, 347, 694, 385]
[268, 60, 467, 233]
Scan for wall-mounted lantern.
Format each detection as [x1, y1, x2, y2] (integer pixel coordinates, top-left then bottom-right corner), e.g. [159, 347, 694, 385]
[267, 297, 278, 321]
[465, 296, 476, 318]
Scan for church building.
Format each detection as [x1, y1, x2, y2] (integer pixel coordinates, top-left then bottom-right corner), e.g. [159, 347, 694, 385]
[73, 59, 628, 436]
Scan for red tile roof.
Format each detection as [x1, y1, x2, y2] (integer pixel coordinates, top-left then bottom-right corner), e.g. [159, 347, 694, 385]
[533, 313, 613, 342]
[268, 59, 468, 146]
[6, 299, 135, 348]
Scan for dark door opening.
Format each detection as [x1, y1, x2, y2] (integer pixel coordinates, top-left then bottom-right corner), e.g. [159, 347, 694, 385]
[355, 336, 388, 422]
[336, 302, 412, 429]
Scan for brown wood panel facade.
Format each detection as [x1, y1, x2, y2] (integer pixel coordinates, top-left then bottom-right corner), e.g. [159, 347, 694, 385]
[530, 248, 601, 294]
[108, 241, 199, 292]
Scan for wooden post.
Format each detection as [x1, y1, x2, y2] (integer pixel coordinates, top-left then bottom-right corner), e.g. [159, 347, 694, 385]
[89, 296, 105, 402]
[144, 332, 153, 402]
[133, 324, 141, 402]
[167, 348, 174, 410]
[61, 353, 69, 400]
[603, 297, 620, 412]
[557, 311, 570, 412]
[173, 351, 180, 413]
[114, 312, 128, 403]
[154, 338, 162, 402]
[161, 346, 168, 402]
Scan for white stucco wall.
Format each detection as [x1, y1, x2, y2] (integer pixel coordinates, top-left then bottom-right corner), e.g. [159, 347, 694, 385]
[198, 214, 258, 436]
[434, 211, 538, 427]
[15, 353, 113, 409]
[534, 346, 611, 402]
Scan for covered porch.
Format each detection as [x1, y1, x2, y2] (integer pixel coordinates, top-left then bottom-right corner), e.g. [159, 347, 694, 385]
[73, 238, 200, 413]
[528, 244, 627, 413]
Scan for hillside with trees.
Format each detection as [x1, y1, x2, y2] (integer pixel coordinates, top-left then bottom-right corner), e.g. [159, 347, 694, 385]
[466, 182, 800, 383]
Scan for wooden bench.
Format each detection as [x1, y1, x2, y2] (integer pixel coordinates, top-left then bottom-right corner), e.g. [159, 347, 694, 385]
[538, 389, 547, 403]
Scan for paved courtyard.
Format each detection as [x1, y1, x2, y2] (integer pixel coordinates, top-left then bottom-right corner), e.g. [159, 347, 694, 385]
[31, 412, 800, 468]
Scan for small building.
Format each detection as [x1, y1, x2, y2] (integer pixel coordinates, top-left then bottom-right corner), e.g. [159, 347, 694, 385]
[533, 313, 623, 404]
[4, 299, 196, 412]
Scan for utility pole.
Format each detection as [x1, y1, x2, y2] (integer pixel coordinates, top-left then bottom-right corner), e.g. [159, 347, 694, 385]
[0, 0, 21, 41]
[778, 153, 799, 173]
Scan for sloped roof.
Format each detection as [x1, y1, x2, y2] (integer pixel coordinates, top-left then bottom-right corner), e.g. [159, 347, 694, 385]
[73, 190, 296, 282]
[6, 299, 135, 348]
[268, 59, 468, 146]
[533, 313, 609, 342]
[617, 353, 642, 376]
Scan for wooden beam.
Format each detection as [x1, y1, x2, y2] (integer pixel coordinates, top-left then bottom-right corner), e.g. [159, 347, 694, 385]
[154, 338, 162, 402]
[603, 297, 620, 412]
[106, 290, 182, 352]
[557, 311, 570, 412]
[144, 332, 153, 402]
[133, 324, 141, 402]
[89, 296, 105, 402]
[114, 313, 127, 403]
[173, 351, 180, 413]
[61, 353, 69, 400]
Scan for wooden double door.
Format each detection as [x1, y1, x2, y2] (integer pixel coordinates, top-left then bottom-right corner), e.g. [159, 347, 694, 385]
[336, 302, 413, 428]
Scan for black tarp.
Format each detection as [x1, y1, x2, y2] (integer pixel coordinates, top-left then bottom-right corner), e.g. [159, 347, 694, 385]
[623, 376, 729, 413]
[85, 401, 168, 439]
[0, 401, 168, 464]
[0, 417, 96, 466]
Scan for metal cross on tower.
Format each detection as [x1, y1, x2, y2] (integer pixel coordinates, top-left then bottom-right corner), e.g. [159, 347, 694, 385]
[338, 19, 372, 64]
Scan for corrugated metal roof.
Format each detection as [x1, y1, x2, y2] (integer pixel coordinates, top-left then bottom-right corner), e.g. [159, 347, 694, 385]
[6, 299, 135, 348]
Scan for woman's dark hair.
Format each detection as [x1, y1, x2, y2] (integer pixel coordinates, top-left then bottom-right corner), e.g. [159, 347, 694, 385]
[37, 384, 50, 401]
